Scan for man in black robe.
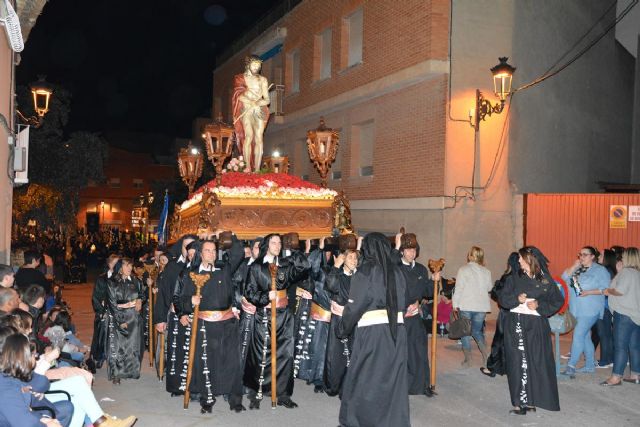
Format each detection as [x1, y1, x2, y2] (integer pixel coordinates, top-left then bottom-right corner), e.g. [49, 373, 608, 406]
[153, 234, 196, 396]
[243, 234, 310, 409]
[180, 235, 246, 413]
[394, 233, 435, 397]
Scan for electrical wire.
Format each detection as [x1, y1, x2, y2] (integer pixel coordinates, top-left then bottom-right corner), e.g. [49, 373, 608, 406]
[515, 0, 638, 93]
[447, 0, 472, 123]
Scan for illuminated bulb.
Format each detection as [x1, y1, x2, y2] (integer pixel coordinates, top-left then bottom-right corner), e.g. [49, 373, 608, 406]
[190, 147, 199, 155]
[273, 150, 280, 158]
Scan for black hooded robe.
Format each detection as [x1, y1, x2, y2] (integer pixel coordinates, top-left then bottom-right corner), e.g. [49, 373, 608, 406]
[243, 245, 310, 401]
[90, 270, 110, 364]
[497, 274, 563, 411]
[324, 266, 354, 397]
[337, 235, 410, 427]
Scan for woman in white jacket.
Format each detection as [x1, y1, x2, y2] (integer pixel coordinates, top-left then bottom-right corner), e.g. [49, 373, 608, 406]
[452, 246, 493, 367]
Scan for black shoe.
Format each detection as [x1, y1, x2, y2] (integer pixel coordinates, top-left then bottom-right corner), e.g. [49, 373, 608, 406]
[112, 378, 120, 385]
[86, 359, 97, 374]
[480, 367, 496, 378]
[200, 404, 213, 414]
[525, 406, 536, 413]
[509, 407, 526, 416]
[249, 399, 260, 410]
[170, 391, 184, 397]
[313, 385, 325, 394]
[230, 403, 246, 413]
[424, 388, 434, 398]
[277, 398, 298, 409]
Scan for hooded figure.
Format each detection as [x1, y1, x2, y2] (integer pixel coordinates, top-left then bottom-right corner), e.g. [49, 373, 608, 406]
[337, 232, 410, 427]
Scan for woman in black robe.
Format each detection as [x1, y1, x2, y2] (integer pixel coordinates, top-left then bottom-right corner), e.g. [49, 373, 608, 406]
[337, 233, 410, 427]
[90, 254, 119, 368]
[106, 258, 144, 384]
[480, 252, 519, 377]
[243, 234, 310, 409]
[497, 247, 563, 415]
[324, 248, 358, 397]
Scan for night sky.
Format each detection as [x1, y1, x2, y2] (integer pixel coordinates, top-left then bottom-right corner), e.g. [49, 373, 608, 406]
[17, 0, 280, 150]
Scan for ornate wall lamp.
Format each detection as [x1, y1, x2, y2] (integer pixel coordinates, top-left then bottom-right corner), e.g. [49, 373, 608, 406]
[262, 150, 289, 174]
[202, 119, 234, 185]
[471, 57, 516, 130]
[16, 76, 54, 128]
[178, 142, 204, 195]
[306, 117, 339, 187]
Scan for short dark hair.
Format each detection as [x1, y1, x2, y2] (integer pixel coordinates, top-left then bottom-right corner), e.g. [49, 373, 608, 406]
[0, 264, 13, 282]
[0, 333, 35, 382]
[21, 284, 45, 306]
[23, 250, 41, 265]
[11, 309, 33, 333]
[0, 325, 18, 353]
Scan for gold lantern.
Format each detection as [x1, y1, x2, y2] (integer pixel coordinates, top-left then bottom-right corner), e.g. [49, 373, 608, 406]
[202, 119, 234, 185]
[177, 143, 204, 195]
[306, 118, 339, 187]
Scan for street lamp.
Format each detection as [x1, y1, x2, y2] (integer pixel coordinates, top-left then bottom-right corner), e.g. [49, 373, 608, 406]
[306, 117, 339, 187]
[472, 57, 516, 130]
[100, 201, 105, 225]
[177, 142, 204, 195]
[16, 76, 54, 128]
[202, 118, 234, 186]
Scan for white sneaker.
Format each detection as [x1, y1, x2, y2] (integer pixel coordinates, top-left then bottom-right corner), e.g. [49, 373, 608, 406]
[560, 352, 571, 360]
[596, 362, 613, 369]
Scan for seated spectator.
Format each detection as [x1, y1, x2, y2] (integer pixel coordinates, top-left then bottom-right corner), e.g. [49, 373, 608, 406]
[0, 264, 15, 288]
[15, 250, 50, 294]
[21, 284, 46, 324]
[0, 330, 73, 426]
[0, 287, 20, 315]
[47, 311, 88, 364]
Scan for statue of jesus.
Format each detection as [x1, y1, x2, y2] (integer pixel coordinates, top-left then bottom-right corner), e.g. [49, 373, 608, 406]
[232, 55, 271, 172]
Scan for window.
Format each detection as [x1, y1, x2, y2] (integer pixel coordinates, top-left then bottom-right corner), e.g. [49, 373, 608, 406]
[315, 27, 332, 80]
[288, 49, 301, 93]
[108, 178, 121, 188]
[332, 170, 342, 180]
[345, 8, 363, 67]
[351, 120, 374, 177]
[110, 203, 120, 213]
[132, 178, 144, 189]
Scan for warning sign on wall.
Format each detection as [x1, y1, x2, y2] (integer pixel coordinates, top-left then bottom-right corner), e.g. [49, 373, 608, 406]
[629, 206, 640, 222]
[610, 205, 628, 229]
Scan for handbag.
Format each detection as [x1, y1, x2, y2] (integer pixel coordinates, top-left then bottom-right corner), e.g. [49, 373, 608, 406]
[548, 310, 576, 334]
[448, 311, 471, 340]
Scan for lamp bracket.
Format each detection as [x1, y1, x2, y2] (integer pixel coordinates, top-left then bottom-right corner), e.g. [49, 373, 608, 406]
[474, 89, 505, 130]
[16, 110, 43, 128]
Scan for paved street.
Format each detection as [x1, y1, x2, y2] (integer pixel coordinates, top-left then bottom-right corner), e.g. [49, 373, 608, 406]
[63, 283, 639, 427]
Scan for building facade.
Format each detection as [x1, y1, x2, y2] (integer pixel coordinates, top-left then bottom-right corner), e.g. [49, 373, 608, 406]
[0, 0, 49, 263]
[211, 0, 639, 278]
[76, 147, 175, 234]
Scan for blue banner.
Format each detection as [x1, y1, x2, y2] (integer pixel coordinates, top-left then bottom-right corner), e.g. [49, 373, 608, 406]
[157, 192, 169, 246]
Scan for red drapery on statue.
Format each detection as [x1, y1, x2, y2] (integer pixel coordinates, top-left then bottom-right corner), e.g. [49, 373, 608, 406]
[232, 73, 270, 170]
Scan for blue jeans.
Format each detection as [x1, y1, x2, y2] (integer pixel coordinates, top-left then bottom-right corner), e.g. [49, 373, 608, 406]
[612, 312, 640, 377]
[597, 308, 614, 365]
[569, 314, 600, 369]
[459, 311, 486, 351]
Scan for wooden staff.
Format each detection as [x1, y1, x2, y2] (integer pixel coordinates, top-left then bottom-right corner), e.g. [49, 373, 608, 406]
[183, 272, 209, 409]
[268, 262, 278, 409]
[144, 264, 158, 367]
[428, 258, 445, 393]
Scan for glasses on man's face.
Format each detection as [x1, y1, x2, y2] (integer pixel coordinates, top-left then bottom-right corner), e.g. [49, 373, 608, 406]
[578, 252, 592, 258]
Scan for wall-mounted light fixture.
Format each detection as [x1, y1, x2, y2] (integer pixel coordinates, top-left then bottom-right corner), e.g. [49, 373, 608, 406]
[471, 57, 515, 130]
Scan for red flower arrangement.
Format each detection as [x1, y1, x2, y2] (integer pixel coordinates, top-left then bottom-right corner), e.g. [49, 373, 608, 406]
[192, 172, 323, 196]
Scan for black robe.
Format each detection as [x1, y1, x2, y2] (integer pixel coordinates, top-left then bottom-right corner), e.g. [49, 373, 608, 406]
[106, 276, 143, 380]
[497, 274, 563, 411]
[180, 239, 245, 406]
[324, 266, 353, 397]
[243, 251, 310, 399]
[397, 258, 433, 395]
[155, 258, 188, 394]
[295, 250, 330, 386]
[232, 257, 255, 370]
[337, 262, 410, 427]
[90, 271, 109, 364]
[486, 273, 511, 375]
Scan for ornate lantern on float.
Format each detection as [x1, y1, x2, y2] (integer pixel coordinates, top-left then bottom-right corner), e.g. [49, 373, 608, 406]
[262, 150, 289, 174]
[306, 117, 339, 187]
[202, 118, 234, 185]
[177, 143, 204, 195]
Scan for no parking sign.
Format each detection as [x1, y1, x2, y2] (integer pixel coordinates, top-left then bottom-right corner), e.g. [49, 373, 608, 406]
[610, 205, 627, 229]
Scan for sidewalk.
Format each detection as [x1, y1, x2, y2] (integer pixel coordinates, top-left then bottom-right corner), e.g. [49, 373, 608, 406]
[63, 284, 640, 427]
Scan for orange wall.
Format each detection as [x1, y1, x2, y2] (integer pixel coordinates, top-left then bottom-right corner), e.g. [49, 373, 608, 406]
[525, 194, 640, 276]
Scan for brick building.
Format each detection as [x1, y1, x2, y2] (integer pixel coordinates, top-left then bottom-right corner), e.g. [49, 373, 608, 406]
[76, 147, 175, 233]
[210, 0, 639, 277]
